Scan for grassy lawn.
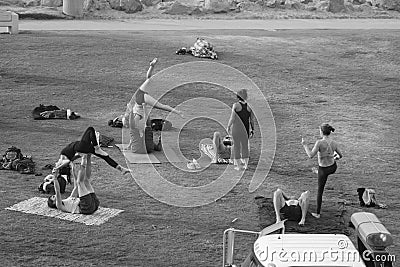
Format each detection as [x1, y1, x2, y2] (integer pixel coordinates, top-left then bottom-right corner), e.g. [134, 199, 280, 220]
[0, 28, 399, 266]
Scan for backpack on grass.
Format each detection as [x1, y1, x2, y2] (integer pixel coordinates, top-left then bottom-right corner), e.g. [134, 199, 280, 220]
[0, 146, 35, 174]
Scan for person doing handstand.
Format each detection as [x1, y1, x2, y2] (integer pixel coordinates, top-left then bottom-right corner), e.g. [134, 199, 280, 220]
[48, 154, 99, 215]
[123, 58, 183, 150]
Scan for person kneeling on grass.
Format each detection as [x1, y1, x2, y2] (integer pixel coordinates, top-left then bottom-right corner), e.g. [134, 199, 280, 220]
[47, 154, 99, 215]
[273, 188, 310, 226]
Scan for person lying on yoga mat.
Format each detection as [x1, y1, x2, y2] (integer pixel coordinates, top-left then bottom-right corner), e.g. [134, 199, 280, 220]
[48, 154, 99, 215]
[122, 58, 184, 136]
[53, 126, 130, 175]
[273, 188, 310, 226]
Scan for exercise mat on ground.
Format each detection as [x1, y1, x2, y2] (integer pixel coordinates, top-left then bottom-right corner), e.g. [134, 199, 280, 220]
[6, 197, 124, 226]
[255, 196, 351, 235]
[116, 144, 184, 163]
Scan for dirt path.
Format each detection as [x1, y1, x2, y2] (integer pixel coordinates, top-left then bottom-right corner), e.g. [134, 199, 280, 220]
[19, 18, 400, 31]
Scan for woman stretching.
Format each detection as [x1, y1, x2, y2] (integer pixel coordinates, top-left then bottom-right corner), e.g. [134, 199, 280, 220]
[227, 89, 255, 170]
[301, 123, 343, 218]
[123, 58, 183, 132]
[53, 126, 130, 175]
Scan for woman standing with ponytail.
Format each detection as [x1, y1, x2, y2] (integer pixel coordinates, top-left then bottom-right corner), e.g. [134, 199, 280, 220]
[301, 123, 343, 218]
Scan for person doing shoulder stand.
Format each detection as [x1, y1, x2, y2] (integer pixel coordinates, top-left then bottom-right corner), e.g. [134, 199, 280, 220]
[301, 123, 343, 219]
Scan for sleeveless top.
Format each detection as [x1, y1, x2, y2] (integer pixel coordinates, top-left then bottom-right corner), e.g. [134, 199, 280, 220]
[61, 196, 80, 214]
[60, 141, 80, 161]
[235, 102, 251, 136]
[318, 139, 335, 166]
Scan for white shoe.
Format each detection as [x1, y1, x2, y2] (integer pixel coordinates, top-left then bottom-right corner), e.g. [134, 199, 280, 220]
[311, 213, 320, 219]
[187, 162, 196, 170]
[192, 159, 201, 169]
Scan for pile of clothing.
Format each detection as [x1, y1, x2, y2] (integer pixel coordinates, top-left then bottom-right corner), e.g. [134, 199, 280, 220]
[176, 38, 218, 60]
[32, 104, 80, 120]
[0, 146, 35, 174]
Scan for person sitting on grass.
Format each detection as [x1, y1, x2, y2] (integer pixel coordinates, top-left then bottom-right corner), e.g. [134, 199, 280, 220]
[273, 188, 310, 226]
[47, 154, 99, 215]
[53, 126, 130, 175]
[211, 131, 233, 164]
[127, 118, 162, 154]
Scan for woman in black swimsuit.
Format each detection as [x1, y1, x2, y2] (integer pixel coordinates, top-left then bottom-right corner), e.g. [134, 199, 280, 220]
[227, 89, 255, 170]
[301, 123, 343, 218]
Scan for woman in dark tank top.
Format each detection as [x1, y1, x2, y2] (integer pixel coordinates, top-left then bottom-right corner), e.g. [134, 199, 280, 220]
[227, 89, 255, 171]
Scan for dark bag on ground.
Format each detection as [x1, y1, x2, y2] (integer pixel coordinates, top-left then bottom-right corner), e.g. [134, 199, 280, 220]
[357, 188, 377, 207]
[32, 104, 80, 120]
[38, 175, 68, 194]
[108, 116, 124, 128]
[151, 119, 172, 131]
[99, 134, 115, 147]
[32, 104, 61, 120]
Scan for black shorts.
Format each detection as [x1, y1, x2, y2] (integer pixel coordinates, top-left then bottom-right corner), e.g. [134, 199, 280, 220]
[79, 193, 100, 215]
[280, 203, 302, 222]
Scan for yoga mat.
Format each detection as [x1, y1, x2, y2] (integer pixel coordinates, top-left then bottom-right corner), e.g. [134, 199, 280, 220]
[6, 197, 124, 226]
[116, 144, 184, 164]
[254, 196, 351, 235]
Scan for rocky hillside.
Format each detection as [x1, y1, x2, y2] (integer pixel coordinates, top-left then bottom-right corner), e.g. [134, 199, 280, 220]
[1, 0, 400, 19]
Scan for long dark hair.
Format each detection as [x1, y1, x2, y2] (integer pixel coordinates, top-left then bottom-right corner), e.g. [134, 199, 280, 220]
[47, 196, 57, 209]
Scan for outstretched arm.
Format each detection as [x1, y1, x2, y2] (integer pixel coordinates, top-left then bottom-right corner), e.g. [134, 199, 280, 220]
[69, 163, 78, 198]
[249, 108, 255, 137]
[302, 138, 319, 159]
[52, 172, 68, 212]
[227, 105, 236, 134]
[85, 154, 91, 179]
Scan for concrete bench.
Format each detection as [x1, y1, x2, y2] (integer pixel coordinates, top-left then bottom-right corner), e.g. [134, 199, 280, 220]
[0, 11, 19, 34]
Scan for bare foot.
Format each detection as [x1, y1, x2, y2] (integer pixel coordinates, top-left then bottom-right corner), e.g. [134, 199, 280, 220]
[311, 213, 320, 219]
[150, 57, 158, 66]
[94, 147, 108, 156]
[298, 219, 305, 226]
[121, 167, 130, 175]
